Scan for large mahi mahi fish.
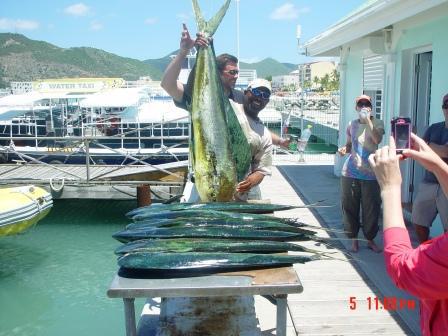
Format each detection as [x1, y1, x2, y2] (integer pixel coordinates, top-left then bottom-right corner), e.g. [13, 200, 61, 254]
[189, 0, 251, 202]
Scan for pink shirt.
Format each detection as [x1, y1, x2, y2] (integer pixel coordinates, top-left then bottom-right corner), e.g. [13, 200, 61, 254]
[384, 227, 448, 335]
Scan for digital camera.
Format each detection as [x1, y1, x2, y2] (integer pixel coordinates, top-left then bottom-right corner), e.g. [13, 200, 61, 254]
[391, 117, 411, 153]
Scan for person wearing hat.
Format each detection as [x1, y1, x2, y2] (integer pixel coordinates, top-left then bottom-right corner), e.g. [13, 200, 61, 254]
[231, 79, 273, 200]
[338, 94, 385, 252]
[161, 24, 274, 200]
[411, 93, 448, 243]
[161, 24, 289, 148]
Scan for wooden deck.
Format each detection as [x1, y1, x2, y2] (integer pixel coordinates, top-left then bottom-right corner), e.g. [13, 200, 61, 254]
[0, 161, 188, 186]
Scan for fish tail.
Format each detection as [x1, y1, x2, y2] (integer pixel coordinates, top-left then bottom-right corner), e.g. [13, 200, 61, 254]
[192, 0, 231, 36]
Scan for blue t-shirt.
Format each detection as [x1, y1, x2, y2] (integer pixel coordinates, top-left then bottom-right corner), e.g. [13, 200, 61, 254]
[423, 121, 448, 183]
[341, 118, 385, 180]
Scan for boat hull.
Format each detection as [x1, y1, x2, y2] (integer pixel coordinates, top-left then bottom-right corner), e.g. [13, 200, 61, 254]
[0, 185, 53, 236]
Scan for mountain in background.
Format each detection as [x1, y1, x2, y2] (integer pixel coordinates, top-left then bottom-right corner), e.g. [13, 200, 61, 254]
[0, 33, 297, 88]
[239, 58, 296, 78]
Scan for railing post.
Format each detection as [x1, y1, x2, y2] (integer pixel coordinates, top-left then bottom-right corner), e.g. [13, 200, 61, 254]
[137, 184, 151, 207]
[85, 138, 90, 181]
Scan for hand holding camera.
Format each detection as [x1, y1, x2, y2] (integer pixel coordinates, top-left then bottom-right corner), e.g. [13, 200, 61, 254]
[391, 117, 411, 153]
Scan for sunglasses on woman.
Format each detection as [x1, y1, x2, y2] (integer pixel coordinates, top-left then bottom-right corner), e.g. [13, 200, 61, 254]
[442, 102, 448, 109]
[357, 101, 372, 108]
[250, 88, 271, 100]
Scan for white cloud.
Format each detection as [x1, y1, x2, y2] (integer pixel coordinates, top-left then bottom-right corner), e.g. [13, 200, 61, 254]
[90, 21, 103, 31]
[0, 18, 39, 30]
[144, 18, 158, 25]
[64, 3, 90, 17]
[270, 3, 309, 21]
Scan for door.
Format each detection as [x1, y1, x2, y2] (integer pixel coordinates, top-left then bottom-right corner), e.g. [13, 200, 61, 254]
[410, 51, 432, 201]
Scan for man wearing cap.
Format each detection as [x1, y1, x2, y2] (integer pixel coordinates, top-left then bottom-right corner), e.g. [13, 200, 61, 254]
[412, 93, 448, 243]
[161, 25, 274, 200]
[231, 79, 273, 200]
[338, 94, 385, 252]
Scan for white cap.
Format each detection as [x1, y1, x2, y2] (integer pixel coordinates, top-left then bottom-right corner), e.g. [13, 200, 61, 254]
[247, 78, 272, 93]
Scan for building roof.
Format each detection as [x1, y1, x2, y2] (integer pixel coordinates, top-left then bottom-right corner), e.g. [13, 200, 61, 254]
[304, 0, 448, 56]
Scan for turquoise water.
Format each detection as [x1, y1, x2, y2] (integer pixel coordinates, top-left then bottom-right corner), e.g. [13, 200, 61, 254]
[0, 199, 145, 336]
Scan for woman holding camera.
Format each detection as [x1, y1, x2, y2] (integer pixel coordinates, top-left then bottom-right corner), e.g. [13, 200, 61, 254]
[369, 134, 448, 336]
[338, 95, 385, 252]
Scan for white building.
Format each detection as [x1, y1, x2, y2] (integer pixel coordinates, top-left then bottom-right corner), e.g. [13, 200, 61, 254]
[10, 82, 33, 94]
[297, 61, 336, 87]
[271, 75, 300, 91]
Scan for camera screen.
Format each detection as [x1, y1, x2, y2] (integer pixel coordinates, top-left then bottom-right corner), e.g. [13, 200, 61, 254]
[395, 123, 410, 149]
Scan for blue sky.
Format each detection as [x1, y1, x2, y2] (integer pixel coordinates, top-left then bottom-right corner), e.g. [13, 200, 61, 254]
[0, 0, 365, 64]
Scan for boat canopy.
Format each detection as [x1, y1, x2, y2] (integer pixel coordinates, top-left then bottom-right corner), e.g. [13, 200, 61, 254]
[0, 91, 90, 121]
[121, 101, 189, 124]
[0, 92, 45, 121]
[79, 88, 149, 108]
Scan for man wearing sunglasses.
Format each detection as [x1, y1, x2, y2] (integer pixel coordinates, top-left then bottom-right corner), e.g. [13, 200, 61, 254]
[411, 93, 448, 243]
[338, 94, 385, 253]
[161, 24, 289, 148]
[161, 24, 244, 108]
[231, 78, 273, 201]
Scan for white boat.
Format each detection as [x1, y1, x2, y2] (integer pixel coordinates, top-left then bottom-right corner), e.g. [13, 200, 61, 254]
[0, 185, 53, 236]
[0, 87, 190, 165]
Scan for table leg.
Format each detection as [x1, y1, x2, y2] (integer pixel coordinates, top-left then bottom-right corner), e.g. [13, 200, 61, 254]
[123, 298, 137, 336]
[275, 294, 288, 336]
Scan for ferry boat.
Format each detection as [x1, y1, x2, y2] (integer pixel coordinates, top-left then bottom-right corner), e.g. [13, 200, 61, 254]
[0, 85, 190, 165]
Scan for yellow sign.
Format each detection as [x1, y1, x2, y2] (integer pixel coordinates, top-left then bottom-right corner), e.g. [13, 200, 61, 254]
[32, 78, 125, 93]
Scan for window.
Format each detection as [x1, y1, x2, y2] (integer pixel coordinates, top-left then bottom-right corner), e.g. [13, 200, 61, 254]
[363, 56, 385, 120]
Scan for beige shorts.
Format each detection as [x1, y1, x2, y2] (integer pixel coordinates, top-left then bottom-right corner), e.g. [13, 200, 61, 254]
[411, 182, 448, 229]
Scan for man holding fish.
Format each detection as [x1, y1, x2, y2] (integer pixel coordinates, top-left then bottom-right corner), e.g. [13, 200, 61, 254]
[161, 21, 274, 201]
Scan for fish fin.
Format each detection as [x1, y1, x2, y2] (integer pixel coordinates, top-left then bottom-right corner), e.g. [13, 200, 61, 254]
[192, 0, 231, 36]
[192, 0, 206, 32]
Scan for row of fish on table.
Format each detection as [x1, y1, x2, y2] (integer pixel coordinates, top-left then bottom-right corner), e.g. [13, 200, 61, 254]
[112, 202, 339, 277]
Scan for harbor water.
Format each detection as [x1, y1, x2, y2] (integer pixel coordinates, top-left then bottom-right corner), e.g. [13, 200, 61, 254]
[0, 199, 145, 336]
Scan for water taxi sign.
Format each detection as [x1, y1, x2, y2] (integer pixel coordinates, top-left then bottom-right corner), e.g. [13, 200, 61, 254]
[32, 78, 125, 93]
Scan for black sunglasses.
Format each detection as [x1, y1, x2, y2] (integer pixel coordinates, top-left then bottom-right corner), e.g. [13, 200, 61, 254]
[357, 101, 372, 108]
[223, 69, 239, 76]
[250, 88, 270, 100]
[443, 102, 448, 109]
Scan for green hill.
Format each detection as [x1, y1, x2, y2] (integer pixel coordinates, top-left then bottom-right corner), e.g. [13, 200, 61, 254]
[0, 33, 297, 87]
[0, 33, 160, 85]
[240, 57, 296, 79]
[143, 53, 297, 80]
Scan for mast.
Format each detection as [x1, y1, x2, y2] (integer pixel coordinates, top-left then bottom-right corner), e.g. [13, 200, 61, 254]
[236, 0, 240, 62]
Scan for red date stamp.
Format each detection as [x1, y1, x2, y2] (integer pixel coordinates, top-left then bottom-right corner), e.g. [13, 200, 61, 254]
[349, 296, 416, 311]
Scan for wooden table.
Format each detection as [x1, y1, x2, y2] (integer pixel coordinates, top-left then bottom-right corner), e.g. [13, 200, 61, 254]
[107, 266, 303, 336]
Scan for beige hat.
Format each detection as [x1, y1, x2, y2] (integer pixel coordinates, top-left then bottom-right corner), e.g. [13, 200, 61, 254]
[355, 94, 372, 104]
[247, 78, 272, 93]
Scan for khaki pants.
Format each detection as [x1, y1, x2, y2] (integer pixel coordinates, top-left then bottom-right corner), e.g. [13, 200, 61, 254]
[341, 176, 381, 240]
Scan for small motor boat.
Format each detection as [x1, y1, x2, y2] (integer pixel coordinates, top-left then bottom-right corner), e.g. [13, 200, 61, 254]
[0, 185, 53, 236]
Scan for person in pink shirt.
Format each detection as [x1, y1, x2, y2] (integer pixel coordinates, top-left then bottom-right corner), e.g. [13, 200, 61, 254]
[369, 133, 448, 336]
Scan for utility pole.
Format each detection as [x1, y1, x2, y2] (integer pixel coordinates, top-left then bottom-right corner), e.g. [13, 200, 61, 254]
[236, 0, 240, 62]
